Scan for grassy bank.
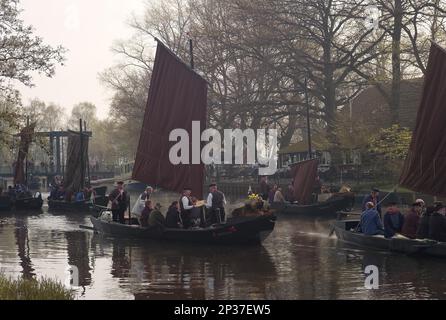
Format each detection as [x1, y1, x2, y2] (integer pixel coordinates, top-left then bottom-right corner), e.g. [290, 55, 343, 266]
[0, 274, 75, 300]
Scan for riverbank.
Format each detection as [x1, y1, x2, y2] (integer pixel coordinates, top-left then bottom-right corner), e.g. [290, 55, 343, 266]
[0, 274, 74, 300]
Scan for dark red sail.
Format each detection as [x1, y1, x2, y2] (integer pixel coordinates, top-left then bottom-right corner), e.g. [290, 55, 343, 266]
[290, 158, 318, 205]
[64, 132, 89, 192]
[132, 40, 207, 198]
[399, 43, 446, 197]
[13, 123, 36, 185]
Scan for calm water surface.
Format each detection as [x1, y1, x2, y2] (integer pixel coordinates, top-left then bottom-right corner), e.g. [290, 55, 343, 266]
[0, 191, 445, 300]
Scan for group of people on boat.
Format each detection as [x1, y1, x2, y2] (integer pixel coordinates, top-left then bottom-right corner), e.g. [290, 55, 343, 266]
[259, 176, 296, 204]
[359, 188, 446, 242]
[0, 184, 36, 200]
[108, 181, 228, 230]
[48, 178, 96, 203]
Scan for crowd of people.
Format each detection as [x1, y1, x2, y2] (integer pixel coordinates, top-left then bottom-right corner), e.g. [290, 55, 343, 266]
[0, 184, 34, 200]
[359, 189, 446, 242]
[108, 182, 228, 230]
[48, 177, 96, 203]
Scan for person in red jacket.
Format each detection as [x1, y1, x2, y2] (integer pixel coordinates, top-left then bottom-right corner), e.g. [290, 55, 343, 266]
[401, 202, 423, 239]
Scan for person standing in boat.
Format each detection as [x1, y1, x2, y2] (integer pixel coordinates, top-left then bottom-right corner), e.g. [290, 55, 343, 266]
[259, 176, 270, 201]
[383, 202, 405, 238]
[109, 181, 129, 224]
[401, 202, 422, 239]
[180, 187, 194, 229]
[139, 186, 153, 201]
[417, 205, 434, 239]
[362, 188, 381, 215]
[206, 183, 227, 224]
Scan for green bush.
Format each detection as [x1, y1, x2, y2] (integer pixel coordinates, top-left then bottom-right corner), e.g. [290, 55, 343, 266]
[0, 274, 75, 300]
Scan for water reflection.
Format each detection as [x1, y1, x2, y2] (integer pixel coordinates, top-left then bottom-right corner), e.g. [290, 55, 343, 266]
[1, 204, 446, 299]
[14, 217, 35, 279]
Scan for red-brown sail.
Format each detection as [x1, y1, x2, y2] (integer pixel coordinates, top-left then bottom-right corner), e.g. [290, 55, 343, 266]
[64, 132, 89, 192]
[13, 123, 36, 185]
[399, 43, 446, 197]
[132, 40, 207, 198]
[290, 158, 318, 205]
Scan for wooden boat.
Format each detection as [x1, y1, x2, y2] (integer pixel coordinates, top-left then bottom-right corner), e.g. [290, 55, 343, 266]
[48, 195, 108, 213]
[90, 213, 276, 245]
[0, 195, 13, 211]
[272, 192, 354, 216]
[48, 185, 108, 213]
[14, 195, 44, 210]
[333, 219, 446, 258]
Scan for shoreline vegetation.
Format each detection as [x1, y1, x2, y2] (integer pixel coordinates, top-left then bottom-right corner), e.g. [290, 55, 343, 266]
[0, 274, 75, 300]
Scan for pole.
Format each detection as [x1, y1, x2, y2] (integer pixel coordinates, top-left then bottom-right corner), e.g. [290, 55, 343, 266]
[25, 116, 30, 186]
[189, 38, 194, 70]
[84, 120, 91, 186]
[79, 119, 84, 190]
[305, 78, 312, 159]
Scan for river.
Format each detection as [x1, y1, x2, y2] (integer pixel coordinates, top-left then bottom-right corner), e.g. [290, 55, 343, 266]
[0, 191, 445, 300]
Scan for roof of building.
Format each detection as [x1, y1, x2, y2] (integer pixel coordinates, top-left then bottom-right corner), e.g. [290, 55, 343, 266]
[350, 78, 423, 130]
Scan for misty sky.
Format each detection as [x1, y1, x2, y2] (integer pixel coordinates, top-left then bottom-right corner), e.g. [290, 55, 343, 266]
[19, 0, 149, 120]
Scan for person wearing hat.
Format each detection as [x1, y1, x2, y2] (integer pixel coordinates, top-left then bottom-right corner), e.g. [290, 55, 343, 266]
[401, 202, 423, 239]
[108, 181, 129, 224]
[206, 183, 227, 224]
[179, 187, 194, 229]
[139, 186, 153, 201]
[362, 188, 381, 215]
[427, 202, 446, 242]
[148, 203, 166, 229]
[383, 202, 405, 238]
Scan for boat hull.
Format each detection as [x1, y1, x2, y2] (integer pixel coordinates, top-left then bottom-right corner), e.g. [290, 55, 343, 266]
[48, 196, 107, 214]
[334, 219, 446, 258]
[272, 193, 354, 216]
[90, 214, 277, 245]
[14, 197, 44, 210]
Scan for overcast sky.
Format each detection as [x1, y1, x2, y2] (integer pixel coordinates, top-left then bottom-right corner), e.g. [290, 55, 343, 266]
[19, 0, 149, 119]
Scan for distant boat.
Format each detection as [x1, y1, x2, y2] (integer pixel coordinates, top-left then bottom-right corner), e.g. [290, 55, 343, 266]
[272, 159, 355, 216]
[334, 42, 446, 255]
[91, 39, 276, 244]
[48, 130, 108, 213]
[0, 123, 44, 212]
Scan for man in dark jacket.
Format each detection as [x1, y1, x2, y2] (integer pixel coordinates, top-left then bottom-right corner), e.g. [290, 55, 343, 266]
[109, 181, 129, 224]
[362, 188, 381, 215]
[206, 183, 227, 224]
[149, 203, 166, 228]
[166, 201, 182, 228]
[383, 202, 404, 238]
[428, 203, 446, 242]
[416, 206, 434, 239]
[259, 176, 270, 201]
[401, 202, 422, 239]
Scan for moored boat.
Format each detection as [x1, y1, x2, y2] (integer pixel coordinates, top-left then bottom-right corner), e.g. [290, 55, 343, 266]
[14, 195, 44, 210]
[334, 219, 446, 258]
[0, 195, 13, 211]
[90, 213, 276, 245]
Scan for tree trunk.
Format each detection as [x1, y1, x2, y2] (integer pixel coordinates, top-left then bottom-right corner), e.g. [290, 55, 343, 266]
[391, 0, 403, 124]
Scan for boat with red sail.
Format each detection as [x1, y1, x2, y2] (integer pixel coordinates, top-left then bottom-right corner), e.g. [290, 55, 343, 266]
[91, 39, 276, 244]
[272, 158, 355, 216]
[334, 42, 446, 258]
